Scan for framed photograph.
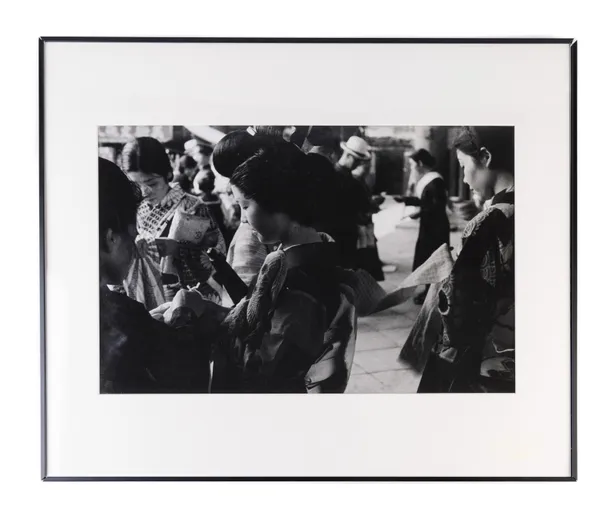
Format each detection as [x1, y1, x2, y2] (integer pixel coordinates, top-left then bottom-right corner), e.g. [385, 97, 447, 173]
[40, 37, 576, 480]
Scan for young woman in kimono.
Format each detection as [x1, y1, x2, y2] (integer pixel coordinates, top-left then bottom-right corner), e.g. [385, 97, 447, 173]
[395, 149, 450, 304]
[401, 126, 515, 393]
[210, 130, 280, 287]
[120, 137, 226, 306]
[214, 143, 358, 393]
[98, 158, 227, 394]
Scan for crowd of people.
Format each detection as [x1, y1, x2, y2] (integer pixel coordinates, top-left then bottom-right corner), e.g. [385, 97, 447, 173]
[99, 125, 515, 394]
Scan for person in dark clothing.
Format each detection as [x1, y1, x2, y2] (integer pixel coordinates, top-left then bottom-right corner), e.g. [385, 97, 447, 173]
[335, 136, 384, 281]
[98, 157, 226, 393]
[303, 125, 341, 164]
[400, 127, 515, 393]
[395, 149, 450, 304]
[173, 154, 198, 193]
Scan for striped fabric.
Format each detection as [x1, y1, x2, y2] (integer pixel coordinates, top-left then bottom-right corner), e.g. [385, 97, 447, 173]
[122, 235, 166, 311]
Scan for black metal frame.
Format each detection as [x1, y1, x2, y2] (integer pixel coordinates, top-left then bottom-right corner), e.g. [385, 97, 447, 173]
[39, 37, 577, 482]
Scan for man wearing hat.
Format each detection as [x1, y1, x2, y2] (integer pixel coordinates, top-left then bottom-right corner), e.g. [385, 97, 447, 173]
[334, 136, 385, 281]
[338, 135, 372, 171]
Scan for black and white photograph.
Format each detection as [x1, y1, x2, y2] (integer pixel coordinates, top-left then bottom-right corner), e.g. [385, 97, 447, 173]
[98, 124, 515, 394]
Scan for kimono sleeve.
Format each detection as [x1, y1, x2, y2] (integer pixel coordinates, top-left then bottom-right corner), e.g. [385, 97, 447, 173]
[227, 222, 271, 286]
[257, 290, 326, 380]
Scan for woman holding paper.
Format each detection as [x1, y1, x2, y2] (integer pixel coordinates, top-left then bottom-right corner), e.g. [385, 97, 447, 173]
[121, 137, 226, 305]
[401, 126, 515, 393]
[395, 149, 450, 305]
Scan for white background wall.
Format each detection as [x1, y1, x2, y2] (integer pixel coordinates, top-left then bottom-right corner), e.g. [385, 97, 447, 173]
[0, 1, 612, 515]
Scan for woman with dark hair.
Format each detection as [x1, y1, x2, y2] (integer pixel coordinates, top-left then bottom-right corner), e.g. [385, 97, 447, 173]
[453, 126, 514, 207]
[304, 125, 341, 163]
[401, 126, 515, 393]
[98, 158, 226, 393]
[215, 144, 358, 393]
[121, 137, 226, 304]
[394, 148, 450, 305]
[211, 129, 283, 286]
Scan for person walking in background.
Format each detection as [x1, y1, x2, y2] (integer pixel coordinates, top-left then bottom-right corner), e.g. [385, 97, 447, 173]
[121, 137, 226, 304]
[172, 154, 198, 194]
[303, 125, 341, 164]
[184, 138, 213, 175]
[394, 149, 450, 305]
[192, 166, 229, 245]
[335, 136, 384, 281]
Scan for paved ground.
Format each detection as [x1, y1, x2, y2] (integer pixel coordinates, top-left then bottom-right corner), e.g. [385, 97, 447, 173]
[347, 198, 463, 393]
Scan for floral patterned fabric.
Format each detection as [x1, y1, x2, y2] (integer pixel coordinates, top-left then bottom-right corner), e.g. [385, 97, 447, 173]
[136, 184, 226, 302]
[400, 189, 515, 392]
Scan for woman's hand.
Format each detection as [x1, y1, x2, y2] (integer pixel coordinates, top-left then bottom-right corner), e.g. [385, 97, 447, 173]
[150, 301, 173, 321]
[151, 288, 230, 333]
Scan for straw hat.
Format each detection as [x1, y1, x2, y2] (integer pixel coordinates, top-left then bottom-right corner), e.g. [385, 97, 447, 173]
[184, 138, 211, 155]
[340, 136, 371, 161]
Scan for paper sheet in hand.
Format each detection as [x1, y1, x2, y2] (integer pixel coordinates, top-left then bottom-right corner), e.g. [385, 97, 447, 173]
[167, 209, 212, 245]
[354, 244, 454, 316]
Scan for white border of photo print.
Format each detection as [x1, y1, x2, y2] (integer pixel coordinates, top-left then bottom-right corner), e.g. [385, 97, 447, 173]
[41, 39, 574, 479]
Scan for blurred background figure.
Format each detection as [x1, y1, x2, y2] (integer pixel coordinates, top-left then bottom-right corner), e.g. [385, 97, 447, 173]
[184, 138, 212, 171]
[173, 154, 198, 193]
[193, 167, 228, 245]
[394, 149, 450, 304]
[163, 140, 184, 173]
[303, 125, 341, 164]
[335, 136, 384, 281]
[184, 138, 223, 193]
[337, 135, 371, 172]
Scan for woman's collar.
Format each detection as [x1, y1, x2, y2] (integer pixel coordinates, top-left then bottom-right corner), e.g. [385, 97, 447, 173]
[415, 171, 444, 198]
[280, 234, 339, 269]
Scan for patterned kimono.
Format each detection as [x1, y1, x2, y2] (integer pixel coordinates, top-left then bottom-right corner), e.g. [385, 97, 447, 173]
[213, 237, 358, 393]
[400, 188, 515, 393]
[136, 184, 226, 303]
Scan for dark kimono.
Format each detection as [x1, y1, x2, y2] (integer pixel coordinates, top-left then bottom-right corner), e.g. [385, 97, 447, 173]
[404, 173, 450, 271]
[100, 288, 211, 393]
[213, 241, 358, 393]
[332, 164, 384, 281]
[400, 187, 515, 393]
